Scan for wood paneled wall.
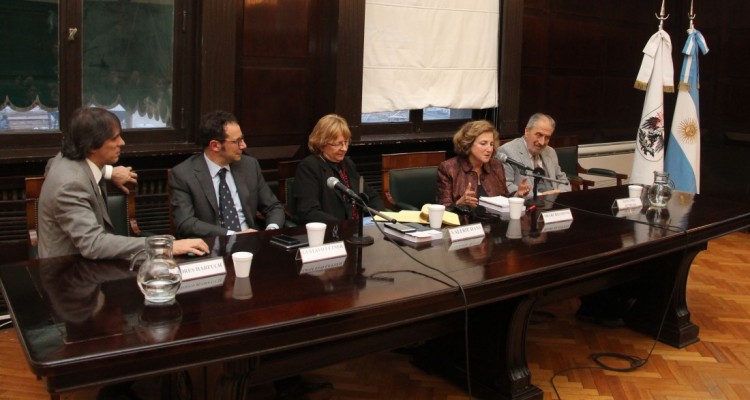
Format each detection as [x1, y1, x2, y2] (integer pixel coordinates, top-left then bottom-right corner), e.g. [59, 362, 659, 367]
[517, 0, 750, 147]
[1, 0, 750, 261]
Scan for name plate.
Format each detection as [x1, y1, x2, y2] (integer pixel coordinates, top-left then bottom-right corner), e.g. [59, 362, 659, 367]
[613, 197, 643, 210]
[179, 256, 226, 281]
[447, 235, 485, 251]
[541, 219, 573, 232]
[300, 256, 347, 275]
[448, 223, 485, 242]
[297, 241, 347, 263]
[615, 207, 642, 218]
[177, 274, 226, 294]
[540, 208, 573, 224]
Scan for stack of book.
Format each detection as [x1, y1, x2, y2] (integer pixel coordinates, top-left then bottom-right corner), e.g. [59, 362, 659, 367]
[383, 222, 443, 244]
[478, 195, 509, 213]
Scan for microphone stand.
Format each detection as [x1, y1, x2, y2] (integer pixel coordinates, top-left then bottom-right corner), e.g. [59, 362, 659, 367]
[529, 207, 540, 238]
[346, 198, 397, 247]
[522, 168, 567, 204]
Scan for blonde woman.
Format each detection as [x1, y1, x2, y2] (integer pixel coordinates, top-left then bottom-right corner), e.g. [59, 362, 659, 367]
[293, 114, 383, 224]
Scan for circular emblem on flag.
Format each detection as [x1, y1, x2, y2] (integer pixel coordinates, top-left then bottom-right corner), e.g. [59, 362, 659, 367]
[679, 118, 699, 144]
[636, 112, 665, 161]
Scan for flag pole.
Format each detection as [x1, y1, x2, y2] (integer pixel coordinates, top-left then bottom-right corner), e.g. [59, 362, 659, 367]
[631, 0, 674, 185]
[664, 0, 708, 193]
[656, 0, 669, 30]
[688, 0, 695, 31]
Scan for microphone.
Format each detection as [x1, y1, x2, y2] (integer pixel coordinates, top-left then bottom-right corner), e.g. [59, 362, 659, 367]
[326, 177, 363, 202]
[497, 153, 532, 171]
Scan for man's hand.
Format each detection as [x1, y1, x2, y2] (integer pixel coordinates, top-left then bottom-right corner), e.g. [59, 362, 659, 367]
[236, 228, 259, 235]
[111, 166, 138, 194]
[173, 239, 210, 256]
[516, 177, 532, 197]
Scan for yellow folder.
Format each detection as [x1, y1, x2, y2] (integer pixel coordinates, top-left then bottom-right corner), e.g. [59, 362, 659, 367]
[373, 204, 461, 226]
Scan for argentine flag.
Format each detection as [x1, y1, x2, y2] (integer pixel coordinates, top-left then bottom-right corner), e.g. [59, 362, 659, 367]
[665, 29, 708, 193]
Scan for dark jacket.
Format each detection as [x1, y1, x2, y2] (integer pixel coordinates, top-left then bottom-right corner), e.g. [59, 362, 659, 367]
[170, 153, 285, 238]
[292, 154, 383, 225]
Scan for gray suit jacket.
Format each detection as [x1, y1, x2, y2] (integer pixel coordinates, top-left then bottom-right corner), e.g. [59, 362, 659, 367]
[496, 137, 571, 197]
[170, 153, 285, 238]
[38, 156, 146, 259]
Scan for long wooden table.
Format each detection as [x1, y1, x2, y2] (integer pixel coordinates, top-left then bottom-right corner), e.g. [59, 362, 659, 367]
[2, 186, 749, 399]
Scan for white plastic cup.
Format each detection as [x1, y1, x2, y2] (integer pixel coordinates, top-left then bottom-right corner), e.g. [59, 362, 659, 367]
[427, 204, 445, 229]
[508, 197, 525, 220]
[506, 218, 522, 239]
[231, 251, 253, 278]
[306, 222, 327, 247]
[232, 277, 253, 300]
[628, 184, 643, 199]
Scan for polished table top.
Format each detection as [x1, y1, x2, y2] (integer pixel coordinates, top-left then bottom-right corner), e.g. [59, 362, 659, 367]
[2, 185, 749, 392]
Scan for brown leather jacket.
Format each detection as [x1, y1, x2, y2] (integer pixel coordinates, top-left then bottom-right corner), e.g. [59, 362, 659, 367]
[437, 156, 509, 208]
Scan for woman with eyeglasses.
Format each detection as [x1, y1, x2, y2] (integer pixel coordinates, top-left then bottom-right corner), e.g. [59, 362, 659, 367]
[293, 114, 383, 225]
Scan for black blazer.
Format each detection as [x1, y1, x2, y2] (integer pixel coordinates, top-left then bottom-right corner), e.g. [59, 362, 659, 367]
[292, 154, 383, 225]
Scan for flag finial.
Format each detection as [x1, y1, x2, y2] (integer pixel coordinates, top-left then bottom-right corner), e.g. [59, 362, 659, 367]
[689, 0, 696, 30]
[656, 0, 670, 30]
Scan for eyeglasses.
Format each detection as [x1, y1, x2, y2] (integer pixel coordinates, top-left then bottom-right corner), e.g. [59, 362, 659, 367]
[326, 141, 350, 149]
[221, 136, 245, 146]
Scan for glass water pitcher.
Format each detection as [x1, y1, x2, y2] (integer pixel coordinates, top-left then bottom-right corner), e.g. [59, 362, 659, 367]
[647, 171, 674, 208]
[130, 235, 182, 304]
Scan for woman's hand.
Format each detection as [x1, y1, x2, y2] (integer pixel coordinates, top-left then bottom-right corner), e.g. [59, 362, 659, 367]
[457, 182, 478, 207]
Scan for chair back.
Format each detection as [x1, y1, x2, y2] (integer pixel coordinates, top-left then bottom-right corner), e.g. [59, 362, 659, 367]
[381, 151, 446, 209]
[388, 167, 439, 211]
[25, 177, 45, 250]
[107, 193, 134, 237]
[556, 146, 578, 177]
[556, 144, 628, 189]
[25, 176, 141, 259]
[278, 160, 300, 227]
[166, 169, 176, 235]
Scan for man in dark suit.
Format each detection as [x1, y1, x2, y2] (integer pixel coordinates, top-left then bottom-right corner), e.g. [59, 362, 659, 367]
[38, 107, 208, 259]
[170, 110, 285, 238]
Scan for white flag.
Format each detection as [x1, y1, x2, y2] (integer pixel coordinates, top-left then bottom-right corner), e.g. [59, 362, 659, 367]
[631, 30, 674, 185]
[665, 28, 708, 193]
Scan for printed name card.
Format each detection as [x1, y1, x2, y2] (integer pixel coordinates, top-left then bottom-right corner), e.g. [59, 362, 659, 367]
[615, 207, 641, 218]
[448, 223, 485, 242]
[541, 219, 573, 233]
[179, 256, 226, 281]
[300, 256, 347, 275]
[177, 274, 226, 294]
[447, 235, 486, 251]
[297, 241, 347, 263]
[613, 197, 643, 210]
[539, 208, 573, 224]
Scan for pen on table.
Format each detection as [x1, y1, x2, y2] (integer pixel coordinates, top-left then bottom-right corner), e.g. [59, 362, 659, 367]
[526, 204, 537, 214]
